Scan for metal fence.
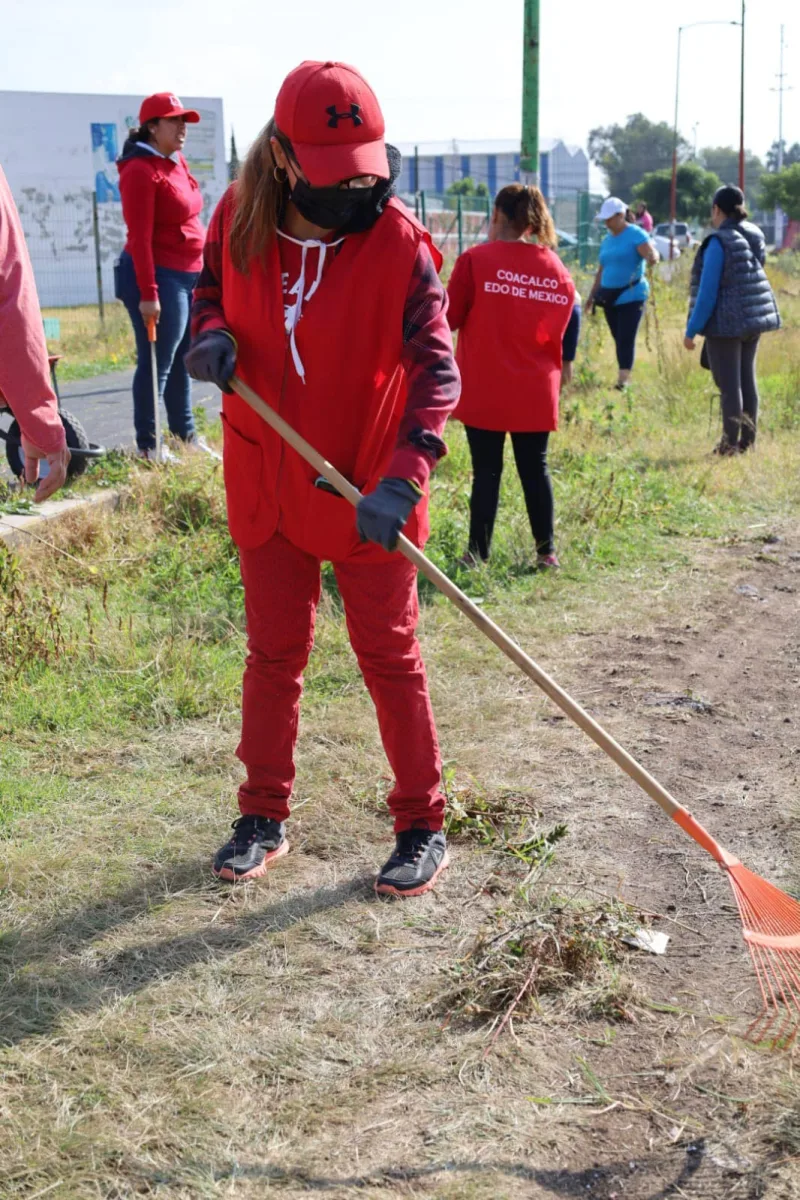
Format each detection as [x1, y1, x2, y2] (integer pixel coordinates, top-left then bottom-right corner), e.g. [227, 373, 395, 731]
[17, 178, 221, 313]
[16, 188, 126, 312]
[401, 190, 605, 275]
[20, 185, 604, 330]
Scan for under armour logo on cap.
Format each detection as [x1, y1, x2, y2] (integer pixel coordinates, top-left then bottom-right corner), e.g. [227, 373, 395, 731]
[326, 103, 362, 129]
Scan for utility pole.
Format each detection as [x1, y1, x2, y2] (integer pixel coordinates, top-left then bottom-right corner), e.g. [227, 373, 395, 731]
[520, 0, 540, 186]
[738, 0, 746, 191]
[773, 25, 789, 249]
[669, 26, 683, 261]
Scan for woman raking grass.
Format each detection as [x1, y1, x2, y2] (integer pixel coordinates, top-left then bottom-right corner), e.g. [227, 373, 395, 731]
[185, 61, 460, 897]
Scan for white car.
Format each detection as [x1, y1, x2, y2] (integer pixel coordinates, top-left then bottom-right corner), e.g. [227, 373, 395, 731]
[652, 233, 681, 261]
[654, 221, 695, 248]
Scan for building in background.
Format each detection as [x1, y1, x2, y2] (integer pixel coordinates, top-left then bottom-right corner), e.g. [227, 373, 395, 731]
[395, 138, 590, 200]
[0, 91, 226, 306]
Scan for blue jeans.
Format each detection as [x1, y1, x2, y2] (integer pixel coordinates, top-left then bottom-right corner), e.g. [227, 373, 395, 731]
[116, 251, 197, 450]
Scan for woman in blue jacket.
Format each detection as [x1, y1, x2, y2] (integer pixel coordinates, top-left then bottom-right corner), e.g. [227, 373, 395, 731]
[587, 196, 658, 389]
[685, 186, 780, 454]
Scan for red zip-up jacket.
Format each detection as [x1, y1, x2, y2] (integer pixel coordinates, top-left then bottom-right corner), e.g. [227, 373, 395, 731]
[117, 143, 205, 301]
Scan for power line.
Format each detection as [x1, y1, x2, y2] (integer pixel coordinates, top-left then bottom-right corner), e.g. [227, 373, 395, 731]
[771, 24, 792, 246]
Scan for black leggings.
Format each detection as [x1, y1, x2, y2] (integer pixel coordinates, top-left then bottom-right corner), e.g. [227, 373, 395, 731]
[602, 300, 645, 371]
[464, 426, 554, 560]
[705, 335, 760, 448]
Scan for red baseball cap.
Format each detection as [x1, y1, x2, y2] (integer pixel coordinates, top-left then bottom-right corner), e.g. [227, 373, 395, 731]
[275, 61, 389, 187]
[139, 93, 200, 125]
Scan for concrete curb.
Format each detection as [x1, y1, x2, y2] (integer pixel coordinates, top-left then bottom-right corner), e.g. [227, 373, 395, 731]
[0, 490, 121, 549]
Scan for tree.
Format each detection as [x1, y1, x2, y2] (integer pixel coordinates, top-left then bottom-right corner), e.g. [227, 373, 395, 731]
[228, 131, 240, 183]
[759, 164, 800, 221]
[700, 146, 762, 198]
[588, 113, 688, 198]
[632, 162, 721, 224]
[446, 178, 489, 198]
[766, 141, 800, 172]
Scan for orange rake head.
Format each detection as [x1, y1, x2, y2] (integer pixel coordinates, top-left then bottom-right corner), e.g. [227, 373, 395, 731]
[725, 861, 800, 1049]
[673, 808, 800, 1047]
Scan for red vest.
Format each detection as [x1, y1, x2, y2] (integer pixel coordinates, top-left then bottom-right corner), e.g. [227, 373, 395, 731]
[218, 197, 440, 561]
[451, 241, 574, 432]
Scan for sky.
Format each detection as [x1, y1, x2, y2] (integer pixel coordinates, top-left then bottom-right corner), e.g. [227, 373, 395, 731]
[2, 0, 798, 168]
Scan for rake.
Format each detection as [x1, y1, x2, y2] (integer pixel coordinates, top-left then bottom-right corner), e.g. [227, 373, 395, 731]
[231, 374, 800, 1046]
[146, 316, 162, 464]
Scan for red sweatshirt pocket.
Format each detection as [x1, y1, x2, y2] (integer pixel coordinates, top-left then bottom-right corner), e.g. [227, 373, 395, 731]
[221, 412, 274, 548]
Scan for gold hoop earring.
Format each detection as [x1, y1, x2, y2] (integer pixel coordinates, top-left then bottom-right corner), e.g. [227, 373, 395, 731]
[273, 166, 287, 183]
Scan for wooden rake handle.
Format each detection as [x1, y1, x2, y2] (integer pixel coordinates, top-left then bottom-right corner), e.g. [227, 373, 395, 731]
[230, 375, 694, 832]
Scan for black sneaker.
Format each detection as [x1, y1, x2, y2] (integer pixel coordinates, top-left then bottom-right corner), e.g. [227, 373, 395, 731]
[212, 815, 289, 882]
[375, 828, 449, 898]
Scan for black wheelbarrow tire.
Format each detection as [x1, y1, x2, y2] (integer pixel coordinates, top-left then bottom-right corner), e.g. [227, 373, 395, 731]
[5, 408, 91, 480]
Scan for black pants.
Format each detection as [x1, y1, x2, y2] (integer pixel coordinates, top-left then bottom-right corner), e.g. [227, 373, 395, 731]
[705, 335, 760, 448]
[602, 300, 645, 371]
[464, 427, 554, 560]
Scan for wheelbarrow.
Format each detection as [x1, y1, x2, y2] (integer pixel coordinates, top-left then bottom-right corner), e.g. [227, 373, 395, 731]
[0, 355, 106, 481]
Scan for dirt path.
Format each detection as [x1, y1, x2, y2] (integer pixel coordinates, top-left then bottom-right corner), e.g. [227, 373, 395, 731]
[504, 531, 800, 1199]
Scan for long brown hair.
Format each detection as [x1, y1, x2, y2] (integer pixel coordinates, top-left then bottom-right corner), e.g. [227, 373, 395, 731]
[229, 118, 290, 272]
[494, 183, 557, 248]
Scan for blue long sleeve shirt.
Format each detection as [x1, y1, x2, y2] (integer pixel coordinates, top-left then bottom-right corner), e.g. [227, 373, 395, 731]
[686, 238, 725, 338]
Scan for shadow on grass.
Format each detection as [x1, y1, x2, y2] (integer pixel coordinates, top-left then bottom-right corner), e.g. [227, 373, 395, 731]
[0, 862, 371, 1048]
[150, 1143, 712, 1198]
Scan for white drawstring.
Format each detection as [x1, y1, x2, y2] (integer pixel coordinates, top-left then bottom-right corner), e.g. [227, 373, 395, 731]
[277, 230, 344, 382]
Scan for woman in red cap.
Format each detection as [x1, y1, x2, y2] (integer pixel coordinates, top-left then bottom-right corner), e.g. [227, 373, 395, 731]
[447, 184, 576, 568]
[116, 94, 211, 459]
[185, 61, 460, 896]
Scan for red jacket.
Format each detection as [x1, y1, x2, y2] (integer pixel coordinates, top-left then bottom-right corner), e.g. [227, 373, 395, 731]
[0, 165, 65, 453]
[117, 144, 205, 300]
[447, 240, 575, 432]
[191, 192, 459, 561]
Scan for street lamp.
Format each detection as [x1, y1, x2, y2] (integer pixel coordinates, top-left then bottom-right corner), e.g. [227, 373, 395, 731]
[739, 0, 746, 193]
[670, 17, 741, 259]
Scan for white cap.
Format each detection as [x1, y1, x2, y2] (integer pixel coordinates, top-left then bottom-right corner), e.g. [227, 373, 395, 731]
[597, 196, 627, 221]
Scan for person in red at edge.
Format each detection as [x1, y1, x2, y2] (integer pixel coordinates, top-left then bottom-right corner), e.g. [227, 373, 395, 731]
[185, 61, 460, 897]
[447, 184, 575, 568]
[116, 94, 207, 458]
[0, 165, 70, 500]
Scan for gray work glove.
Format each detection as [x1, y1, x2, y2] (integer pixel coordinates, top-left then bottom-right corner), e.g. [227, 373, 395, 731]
[355, 478, 421, 552]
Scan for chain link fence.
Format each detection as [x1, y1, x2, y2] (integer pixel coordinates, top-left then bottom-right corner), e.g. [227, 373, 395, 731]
[400, 190, 605, 275]
[16, 188, 125, 312]
[19, 184, 604, 370]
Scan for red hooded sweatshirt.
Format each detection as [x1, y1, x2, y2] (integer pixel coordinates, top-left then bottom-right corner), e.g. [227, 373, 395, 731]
[117, 142, 205, 301]
[447, 239, 575, 433]
[0, 165, 65, 453]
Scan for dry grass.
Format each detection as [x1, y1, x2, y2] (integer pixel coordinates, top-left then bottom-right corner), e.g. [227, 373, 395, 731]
[42, 301, 135, 380]
[2, 269, 800, 1198]
[432, 896, 640, 1029]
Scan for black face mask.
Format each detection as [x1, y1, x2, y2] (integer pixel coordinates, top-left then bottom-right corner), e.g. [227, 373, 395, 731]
[289, 177, 375, 230]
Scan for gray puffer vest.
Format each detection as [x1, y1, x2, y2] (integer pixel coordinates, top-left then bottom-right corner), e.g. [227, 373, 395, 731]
[688, 219, 780, 338]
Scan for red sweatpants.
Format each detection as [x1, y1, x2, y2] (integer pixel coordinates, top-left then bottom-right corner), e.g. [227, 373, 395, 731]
[236, 533, 445, 832]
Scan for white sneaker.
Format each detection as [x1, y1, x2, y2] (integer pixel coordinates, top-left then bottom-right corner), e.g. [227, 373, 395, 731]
[187, 435, 222, 462]
[136, 445, 180, 465]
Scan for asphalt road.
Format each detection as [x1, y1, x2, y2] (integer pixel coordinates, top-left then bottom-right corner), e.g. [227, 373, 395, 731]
[57, 369, 222, 451]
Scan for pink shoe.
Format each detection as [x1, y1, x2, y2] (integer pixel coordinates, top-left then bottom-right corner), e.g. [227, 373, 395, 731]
[537, 552, 560, 570]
